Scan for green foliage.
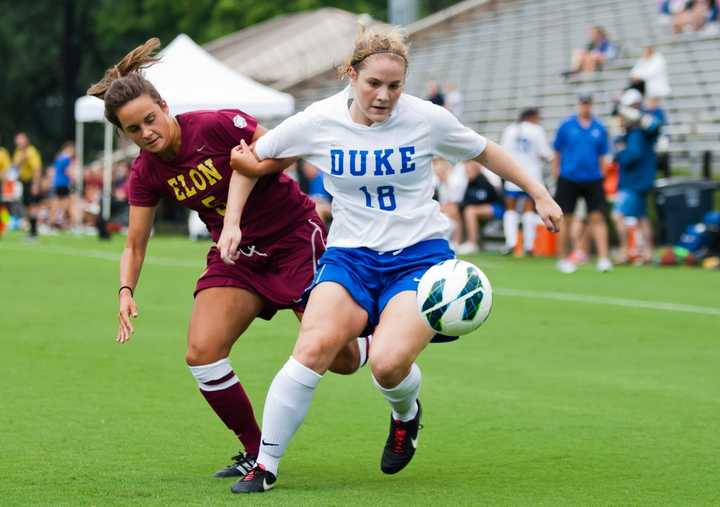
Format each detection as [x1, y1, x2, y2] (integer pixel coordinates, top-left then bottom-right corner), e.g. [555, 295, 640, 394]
[0, 0, 392, 161]
[1, 0, 466, 159]
[1, 0, 473, 159]
[0, 2, 65, 153]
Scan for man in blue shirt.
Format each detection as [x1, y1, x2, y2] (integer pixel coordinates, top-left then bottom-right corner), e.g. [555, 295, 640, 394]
[553, 93, 612, 273]
[612, 89, 661, 264]
[51, 142, 75, 229]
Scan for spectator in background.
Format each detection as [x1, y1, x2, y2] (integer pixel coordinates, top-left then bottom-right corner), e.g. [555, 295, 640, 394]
[444, 83, 463, 119]
[645, 96, 668, 127]
[426, 80, 445, 106]
[671, 0, 717, 33]
[612, 89, 661, 263]
[84, 161, 103, 195]
[644, 95, 670, 175]
[112, 160, 129, 188]
[432, 157, 467, 247]
[630, 45, 671, 99]
[12, 132, 42, 239]
[553, 93, 612, 273]
[500, 107, 554, 255]
[457, 160, 504, 254]
[37, 165, 55, 234]
[50, 142, 75, 230]
[0, 137, 11, 237]
[0, 135, 11, 196]
[566, 201, 593, 265]
[298, 159, 332, 224]
[0, 136, 10, 177]
[110, 161, 130, 228]
[563, 26, 617, 78]
[658, 0, 690, 23]
[78, 161, 103, 232]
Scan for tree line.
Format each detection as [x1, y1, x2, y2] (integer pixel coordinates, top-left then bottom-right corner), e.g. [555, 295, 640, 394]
[0, 0, 460, 160]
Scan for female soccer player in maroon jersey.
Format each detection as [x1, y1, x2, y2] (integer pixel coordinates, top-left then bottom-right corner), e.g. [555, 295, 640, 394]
[88, 39, 365, 479]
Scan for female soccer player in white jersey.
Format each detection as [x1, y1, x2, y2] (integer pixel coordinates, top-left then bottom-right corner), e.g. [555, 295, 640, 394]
[225, 26, 563, 493]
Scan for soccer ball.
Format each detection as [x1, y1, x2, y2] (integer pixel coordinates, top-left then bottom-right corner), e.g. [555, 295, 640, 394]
[416, 259, 493, 335]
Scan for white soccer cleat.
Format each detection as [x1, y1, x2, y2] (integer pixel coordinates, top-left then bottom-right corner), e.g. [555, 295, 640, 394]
[456, 242, 479, 255]
[596, 258, 613, 273]
[556, 259, 577, 274]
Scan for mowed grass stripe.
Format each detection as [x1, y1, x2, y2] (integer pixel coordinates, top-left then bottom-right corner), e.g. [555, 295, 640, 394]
[4, 241, 719, 317]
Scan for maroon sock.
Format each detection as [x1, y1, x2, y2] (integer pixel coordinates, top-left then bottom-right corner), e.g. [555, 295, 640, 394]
[200, 381, 261, 456]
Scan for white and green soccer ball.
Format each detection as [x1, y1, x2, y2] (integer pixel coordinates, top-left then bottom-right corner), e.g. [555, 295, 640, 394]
[416, 259, 493, 335]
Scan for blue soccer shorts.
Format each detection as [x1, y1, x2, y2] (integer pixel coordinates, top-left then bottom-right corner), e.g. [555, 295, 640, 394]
[615, 190, 648, 218]
[310, 239, 455, 336]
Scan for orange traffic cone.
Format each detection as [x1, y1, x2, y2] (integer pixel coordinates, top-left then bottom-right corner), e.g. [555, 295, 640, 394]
[532, 224, 557, 257]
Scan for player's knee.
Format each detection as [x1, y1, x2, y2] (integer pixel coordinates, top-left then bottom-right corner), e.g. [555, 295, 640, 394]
[328, 341, 360, 375]
[370, 353, 409, 387]
[185, 342, 227, 367]
[293, 319, 346, 371]
[293, 328, 342, 372]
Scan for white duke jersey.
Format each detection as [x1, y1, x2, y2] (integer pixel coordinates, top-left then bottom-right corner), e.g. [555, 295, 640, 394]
[500, 121, 553, 192]
[255, 88, 487, 251]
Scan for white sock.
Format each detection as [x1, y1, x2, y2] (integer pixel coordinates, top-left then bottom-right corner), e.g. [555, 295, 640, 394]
[372, 363, 421, 422]
[522, 212, 539, 252]
[357, 335, 372, 368]
[503, 209, 519, 248]
[257, 356, 322, 476]
[187, 357, 239, 391]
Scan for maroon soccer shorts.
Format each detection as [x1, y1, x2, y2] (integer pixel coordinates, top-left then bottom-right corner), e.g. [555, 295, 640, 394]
[194, 217, 327, 320]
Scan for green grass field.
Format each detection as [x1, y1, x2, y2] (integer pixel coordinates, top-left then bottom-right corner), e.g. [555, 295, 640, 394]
[1, 232, 719, 506]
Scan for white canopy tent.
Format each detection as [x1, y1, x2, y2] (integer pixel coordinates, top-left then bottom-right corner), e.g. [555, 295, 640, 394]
[74, 33, 295, 219]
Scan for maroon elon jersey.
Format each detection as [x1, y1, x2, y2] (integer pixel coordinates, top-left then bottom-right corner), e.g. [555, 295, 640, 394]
[128, 109, 316, 244]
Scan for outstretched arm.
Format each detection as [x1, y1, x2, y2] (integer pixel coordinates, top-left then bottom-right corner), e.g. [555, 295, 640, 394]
[475, 140, 563, 232]
[117, 205, 156, 343]
[229, 139, 295, 177]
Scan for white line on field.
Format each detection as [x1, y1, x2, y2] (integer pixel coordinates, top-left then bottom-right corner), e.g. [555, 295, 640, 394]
[0, 244, 202, 268]
[4, 243, 719, 316]
[496, 288, 720, 317]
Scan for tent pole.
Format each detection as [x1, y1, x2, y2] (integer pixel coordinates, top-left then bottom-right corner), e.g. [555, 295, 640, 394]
[102, 121, 113, 221]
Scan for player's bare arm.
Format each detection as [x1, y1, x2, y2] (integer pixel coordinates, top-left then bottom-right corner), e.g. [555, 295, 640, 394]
[475, 140, 562, 232]
[230, 138, 295, 177]
[221, 123, 294, 264]
[250, 124, 299, 173]
[217, 172, 258, 265]
[117, 205, 157, 343]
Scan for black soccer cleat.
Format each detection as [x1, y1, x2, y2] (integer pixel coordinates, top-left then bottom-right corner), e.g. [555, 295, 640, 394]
[381, 399, 422, 475]
[431, 333, 459, 343]
[230, 464, 277, 493]
[214, 452, 257, 478]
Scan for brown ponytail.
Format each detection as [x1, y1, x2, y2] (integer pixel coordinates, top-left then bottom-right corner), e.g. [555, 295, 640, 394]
[87, 38, 164, 127]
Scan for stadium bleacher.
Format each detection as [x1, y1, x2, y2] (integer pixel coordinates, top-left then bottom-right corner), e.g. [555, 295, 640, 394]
[283, 0, 720, 173]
